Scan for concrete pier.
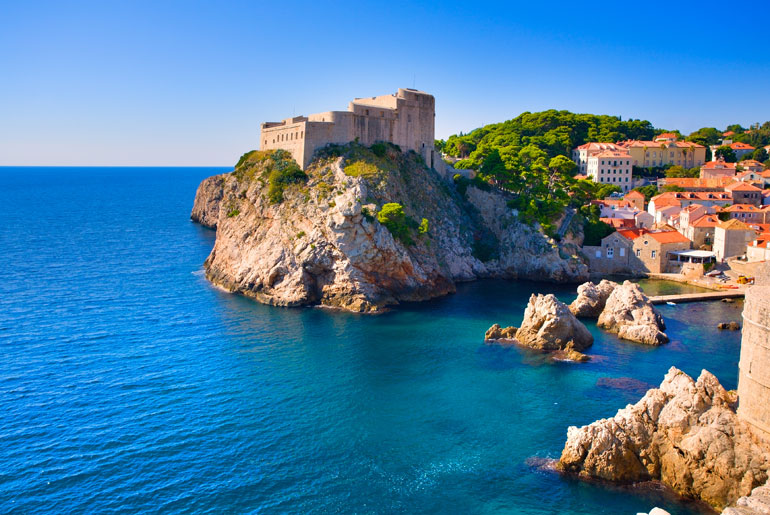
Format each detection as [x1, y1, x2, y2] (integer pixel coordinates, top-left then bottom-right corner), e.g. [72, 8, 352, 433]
[648, 291, 745, 304]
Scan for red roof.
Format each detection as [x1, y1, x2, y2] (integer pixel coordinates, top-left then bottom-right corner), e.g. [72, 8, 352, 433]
[726, 181, 762, 192]
[702, 160, 737, 169]
[647, 231, 690, 244]
[690, 215, 720, 228]
[617, 228, 643, 240]
[723, 204, 761, 212]
[601, 218, 636, 228]
[723, 131, 735, 137]
[625, 190, 645, 199]
[730, 142, 755, 150]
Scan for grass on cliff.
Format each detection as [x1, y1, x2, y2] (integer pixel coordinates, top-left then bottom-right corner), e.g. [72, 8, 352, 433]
[231, 149, 307, 204]
[315, 141, 400, 180]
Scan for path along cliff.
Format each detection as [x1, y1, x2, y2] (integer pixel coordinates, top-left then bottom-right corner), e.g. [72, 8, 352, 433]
[191, 144, 588, 312]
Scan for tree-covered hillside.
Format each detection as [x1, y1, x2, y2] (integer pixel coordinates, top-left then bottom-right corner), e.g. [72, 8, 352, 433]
[436, 110, 656, 169]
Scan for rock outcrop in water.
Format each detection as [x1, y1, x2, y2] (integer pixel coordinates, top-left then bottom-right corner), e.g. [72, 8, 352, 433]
[569, 279, 618, 318]
[484, 323, 518, 342]
[597, 281, 668, 345]
[514, 294, 593, 351]
[558, 367, 770, 510]
[191, 144, 588, 312]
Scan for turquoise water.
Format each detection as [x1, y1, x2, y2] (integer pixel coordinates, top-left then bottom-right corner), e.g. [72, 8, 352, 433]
[0, 167, 743, 514]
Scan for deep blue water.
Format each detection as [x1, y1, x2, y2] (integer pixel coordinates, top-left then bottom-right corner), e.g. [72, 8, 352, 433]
[0, 167, 744, 514]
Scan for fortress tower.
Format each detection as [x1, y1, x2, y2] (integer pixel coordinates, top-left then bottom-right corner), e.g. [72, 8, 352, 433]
[738, 263, 770, 445]
[260, 88, 438, 170]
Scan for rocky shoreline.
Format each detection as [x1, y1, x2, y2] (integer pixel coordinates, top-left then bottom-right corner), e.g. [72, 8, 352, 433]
[557, 367, 770, 511]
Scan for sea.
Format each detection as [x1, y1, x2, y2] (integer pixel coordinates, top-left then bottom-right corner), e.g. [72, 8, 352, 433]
[0, 167, 744, 514]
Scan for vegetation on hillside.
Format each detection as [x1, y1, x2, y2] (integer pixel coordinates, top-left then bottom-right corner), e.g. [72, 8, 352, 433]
[231, 149, 308, 204]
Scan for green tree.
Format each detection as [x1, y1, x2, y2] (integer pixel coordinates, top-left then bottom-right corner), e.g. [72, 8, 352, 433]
[662, 185, 685, 193]
[666, 165, 698, 178]
[686, 127, 721, 147]
[633, 185, 659, 202]
[752, 148, 768, 162]
[715, 146, 737, 162]
[480, 149, 509, 186]
[377, 203, 413, 245]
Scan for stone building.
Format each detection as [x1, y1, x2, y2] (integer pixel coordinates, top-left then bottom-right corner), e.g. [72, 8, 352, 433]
[260, 88, 438, 170]
[700, 159, 737, 179]
[714, 219, 755, 261]
[585, 150, 633, 191]
[582, 228, 690, 275]
[725, 181, 763, 206]
[616, 136, 706, 168]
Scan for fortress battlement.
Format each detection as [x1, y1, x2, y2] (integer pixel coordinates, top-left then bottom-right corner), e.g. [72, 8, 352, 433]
[260, 88, 438, 170]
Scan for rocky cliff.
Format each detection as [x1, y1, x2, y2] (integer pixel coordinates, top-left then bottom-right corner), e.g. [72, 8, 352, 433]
[191, 144, 588, 312]
[558, 367, 770, 510]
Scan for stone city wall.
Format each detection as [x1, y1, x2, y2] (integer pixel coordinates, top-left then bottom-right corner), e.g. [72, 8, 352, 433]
[738, 283, 770, 445]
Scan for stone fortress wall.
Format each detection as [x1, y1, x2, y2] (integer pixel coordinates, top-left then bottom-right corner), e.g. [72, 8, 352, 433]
[260, 88, 438, 170]
[738, 262, 770, 445]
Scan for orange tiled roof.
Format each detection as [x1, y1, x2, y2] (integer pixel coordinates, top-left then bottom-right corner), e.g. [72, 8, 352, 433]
[662, 177, 734, 189]
[625, 190, 645, 199]
[593, 150, 632, 158]
[726, 181, 762, 192]
[718, 219, 752, 230]
[702, 160, 737, 169]
[652, 191, 732, 202]
[730, 142, 755, 150]
[601, 218, 636, 228]
[723, 204, 761, 212]
[646, 231, 690, 244]
[617, 228, 644, 240]
[690, 215, 720, 228]
[618, 140, 704, 149]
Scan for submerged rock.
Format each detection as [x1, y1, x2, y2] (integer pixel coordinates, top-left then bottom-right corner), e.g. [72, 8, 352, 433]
[484, 323, 518, 342]
[569, 279, 618, 318]
[597, 281, 668, 345]
[552, 341, 591, 362]
[515, 294, 593, 352]
[717, 322, 741, 331]
[558, 367, 770, 510]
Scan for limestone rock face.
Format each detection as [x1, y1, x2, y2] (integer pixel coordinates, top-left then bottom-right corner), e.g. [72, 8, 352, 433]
[569, 280, 618, 318]
[484, 324, 518, 342]
[514, 294, 594, 351]
[192, 147, 588, 313]
[191, 174, 226, 229]
[722, 478, 770, 514]
[558, 367, 770, 510]
[597, 281, 668, 345]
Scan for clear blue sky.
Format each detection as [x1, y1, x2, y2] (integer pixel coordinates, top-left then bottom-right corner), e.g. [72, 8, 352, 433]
[2, 0, 769, 166]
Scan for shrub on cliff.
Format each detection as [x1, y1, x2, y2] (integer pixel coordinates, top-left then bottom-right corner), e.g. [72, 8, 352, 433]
[376, 203, 432, 246]
[266, 150, 307, 204]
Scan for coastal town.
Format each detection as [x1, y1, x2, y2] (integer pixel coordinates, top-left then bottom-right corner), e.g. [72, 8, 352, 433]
[576, 134, 770, 286]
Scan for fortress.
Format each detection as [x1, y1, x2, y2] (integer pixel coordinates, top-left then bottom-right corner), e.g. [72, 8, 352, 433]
[260, 88, 438, 170]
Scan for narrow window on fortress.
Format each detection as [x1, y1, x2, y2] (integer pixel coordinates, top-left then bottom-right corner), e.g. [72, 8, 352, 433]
[380, 111, 384, 117]
[301, 131, 304, 138]
[408, 115, 411, 122]
[365, 109, 369, 115]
